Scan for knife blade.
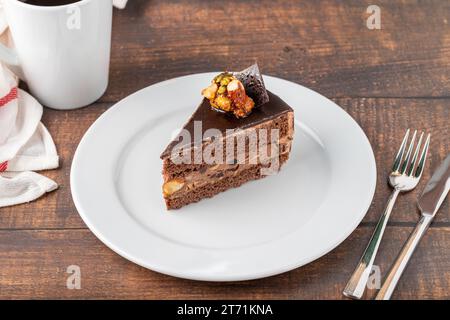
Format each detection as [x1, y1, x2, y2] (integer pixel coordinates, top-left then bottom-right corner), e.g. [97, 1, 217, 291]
[418, 153, 450, 217]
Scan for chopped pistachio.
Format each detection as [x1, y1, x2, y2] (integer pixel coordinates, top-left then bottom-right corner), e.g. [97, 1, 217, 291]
[217, 85, 226, 94]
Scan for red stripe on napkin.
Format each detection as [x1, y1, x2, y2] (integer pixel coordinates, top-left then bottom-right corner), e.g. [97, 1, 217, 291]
[0, 161, 7, 172]
[0, 87, 18, 107]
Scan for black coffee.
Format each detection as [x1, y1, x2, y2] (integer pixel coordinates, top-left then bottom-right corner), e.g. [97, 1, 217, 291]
[19, 0, 81, 6]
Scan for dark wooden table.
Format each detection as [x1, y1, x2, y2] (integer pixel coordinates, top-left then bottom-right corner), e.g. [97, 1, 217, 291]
[1, 0, 449, 300]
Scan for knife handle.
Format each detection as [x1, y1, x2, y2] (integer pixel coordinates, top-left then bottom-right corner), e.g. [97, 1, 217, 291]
[375, 214, 433, 300]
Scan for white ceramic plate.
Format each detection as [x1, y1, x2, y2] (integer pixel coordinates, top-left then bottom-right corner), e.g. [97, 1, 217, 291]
[71, 73, 376, 281]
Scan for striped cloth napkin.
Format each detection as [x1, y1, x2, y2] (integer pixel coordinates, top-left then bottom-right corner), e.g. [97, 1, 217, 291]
[0, 62, 59, 208]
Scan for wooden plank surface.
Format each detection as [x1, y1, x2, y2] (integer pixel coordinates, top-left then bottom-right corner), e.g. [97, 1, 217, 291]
[0, 226, 448, 299]
[1, 98, 448, 229]
[103, 0, 450, 103]
[1, 0, 449, 299]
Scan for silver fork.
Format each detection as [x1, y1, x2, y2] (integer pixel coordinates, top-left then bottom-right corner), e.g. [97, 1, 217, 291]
[343, 129, 431, 299]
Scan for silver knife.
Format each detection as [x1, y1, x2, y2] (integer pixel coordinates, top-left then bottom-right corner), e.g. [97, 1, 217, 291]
[375, 154, 450, 300]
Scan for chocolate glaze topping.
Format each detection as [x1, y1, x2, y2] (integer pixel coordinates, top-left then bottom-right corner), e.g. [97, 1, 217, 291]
[160, 91, 293, 159]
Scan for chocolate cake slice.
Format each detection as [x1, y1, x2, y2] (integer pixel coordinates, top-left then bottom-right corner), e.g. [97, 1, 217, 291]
[160, 65, 294, 210]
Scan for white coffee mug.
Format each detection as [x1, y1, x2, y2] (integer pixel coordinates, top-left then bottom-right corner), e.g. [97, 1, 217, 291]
[0, 0, 113, 110]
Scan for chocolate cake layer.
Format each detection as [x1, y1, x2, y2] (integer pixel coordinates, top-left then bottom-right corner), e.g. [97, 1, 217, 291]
[165, 153, 291, 210]
[163, 137, 292, 181]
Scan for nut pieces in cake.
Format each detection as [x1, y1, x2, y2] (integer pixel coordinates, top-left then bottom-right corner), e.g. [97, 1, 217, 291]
[201, 72, 255, 118]
[163, 178, 185, 197]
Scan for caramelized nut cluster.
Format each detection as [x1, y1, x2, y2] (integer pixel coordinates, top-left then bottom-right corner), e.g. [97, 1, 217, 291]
[201, 72, 255, 118]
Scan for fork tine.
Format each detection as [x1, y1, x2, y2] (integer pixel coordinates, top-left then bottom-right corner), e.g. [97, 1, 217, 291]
[407, 132, 424, 176]
[400, 130, 417, 174]
[414, 133, 431, 178]
[392, 129, 410, 172]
